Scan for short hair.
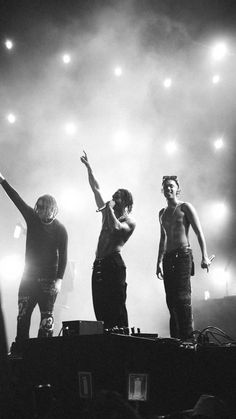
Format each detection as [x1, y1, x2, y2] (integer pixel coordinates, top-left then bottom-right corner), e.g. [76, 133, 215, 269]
[161, 176, 181, 195]
[162, 175, 179, 188]
[119, 189, 133, 213]
[34, 194, 58, 219]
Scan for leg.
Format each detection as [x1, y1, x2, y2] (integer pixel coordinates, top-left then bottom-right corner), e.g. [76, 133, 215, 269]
[15, 279, 38, 345]
[163, 250, 193, 340]
[37, 279, 59, 338]
[171, 250, 193, 340]
[92, 255, 128, 329]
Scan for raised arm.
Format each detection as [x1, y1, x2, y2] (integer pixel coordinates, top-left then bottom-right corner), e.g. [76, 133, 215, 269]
[0, 171, 30, 219]
[156, 209, 166, 279]
[80, 151, 105, 210]
[183, 202, 214, 271]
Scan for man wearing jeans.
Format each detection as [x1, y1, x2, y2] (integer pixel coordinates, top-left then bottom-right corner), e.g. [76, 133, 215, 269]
[81, 151, 135, 329]
[0, 172, 68, 354]
[156, 176, 214, 341]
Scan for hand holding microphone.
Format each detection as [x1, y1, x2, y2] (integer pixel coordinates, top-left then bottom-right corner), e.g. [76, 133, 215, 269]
[201, 254, 215, 272]
[96, 200, 116, 212]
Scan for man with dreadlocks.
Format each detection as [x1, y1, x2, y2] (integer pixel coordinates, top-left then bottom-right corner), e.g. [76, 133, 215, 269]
[81, 151, 136, 330]
[156, 175, 214, 341]
[0, 172, 68, 355]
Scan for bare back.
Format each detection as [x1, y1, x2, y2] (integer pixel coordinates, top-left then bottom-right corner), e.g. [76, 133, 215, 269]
[160, 202, 191, 252]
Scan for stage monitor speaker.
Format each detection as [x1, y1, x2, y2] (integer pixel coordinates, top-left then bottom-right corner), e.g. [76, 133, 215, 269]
[62, 320, 104, 336]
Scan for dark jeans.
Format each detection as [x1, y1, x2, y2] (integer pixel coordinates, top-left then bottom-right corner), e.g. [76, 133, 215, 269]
[92, 253, 128, 329]
[16, 276, 59, 345]
[163, 246, 194, 341]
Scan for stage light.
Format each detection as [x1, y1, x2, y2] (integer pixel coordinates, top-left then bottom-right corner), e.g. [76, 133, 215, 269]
[210, 266, 231, 296]
[5, 39, 13, 50]
[14, 225, 22, 239]
[62, 54, 71, 64]
[114, 66, 123, 77]
[163, 78, 172, 88]
[204, 291, 210, 300]
[0, 254, 24, 280]
[212, 74, 220, 84]
[209, 202, 228, 223]
[214, 137, 224, 150]
[211, 42, 228, 61]
[112, 130, 130, 151]
[165, 140, 177, 154]
[64, 122, 77, 135]
[6, 113, 16, 124]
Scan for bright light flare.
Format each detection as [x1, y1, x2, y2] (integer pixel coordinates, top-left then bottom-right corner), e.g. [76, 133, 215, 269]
[64, 122, 77, 136]
[214, 137, 224, 150]
[6, 113, 16, 124]
[211, 42, 228, 61]
[212, 74, 220, 84]
[62, 54, 71, 64]
[112, 130, 130, 151]
[114, 66, 123, 77]
[165, 140, 177, 154]
[208, 202, 229, 223]
[5, 39, 13, 50]
[163, 78, 172, 88]
[14, 225, 22, 239]
[204, 290, 210, 300]
[210, 266, 231, 294]
[0, 254, 24, 280]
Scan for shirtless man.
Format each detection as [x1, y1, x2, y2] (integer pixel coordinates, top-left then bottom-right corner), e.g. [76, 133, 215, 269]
[156, 176, 214, 341]
[81, 151, 136, 329]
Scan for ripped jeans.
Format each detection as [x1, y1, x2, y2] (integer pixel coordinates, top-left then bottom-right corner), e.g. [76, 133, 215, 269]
[16, 277, 59, 345]
[163, 246, 194, 341]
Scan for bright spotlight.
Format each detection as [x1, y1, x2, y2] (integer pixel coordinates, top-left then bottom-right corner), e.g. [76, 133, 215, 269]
[5, 39, 13, 50]
[0, 254, 24, 280]
[165, 141, 177, 154]
[64, 122, 77, 135]
[114, 66, 123, 77]
[6, 113, 16, 124]
[212, 74, 220, 84]
[210, 266, 230, 295]
[112, 130, 130, 151]
[14, 225, 22, 239]
[209, 202, 228, 223]
[214, 137, 224, 150]
[62, 54, 71, 64]
[211, 42, 228, 61]
[163, 78, 172, 88]
[204, 290, 210, 300]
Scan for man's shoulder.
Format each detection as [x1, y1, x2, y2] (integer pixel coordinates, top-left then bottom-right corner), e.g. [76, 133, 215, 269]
[120, 214, 136, 231]
[54, 219, 67, 233]
[180, 202, 193, 211]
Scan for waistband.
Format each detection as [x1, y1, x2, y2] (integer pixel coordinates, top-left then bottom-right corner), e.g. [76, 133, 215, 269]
[164, 245, 192, 257]
[95, 251, 121, 262]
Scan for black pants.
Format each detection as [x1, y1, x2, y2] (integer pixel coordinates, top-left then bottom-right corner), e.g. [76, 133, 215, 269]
[16, 276, 59, 345]
[163, 247, 194, 341]
[92, 253, 128, 329]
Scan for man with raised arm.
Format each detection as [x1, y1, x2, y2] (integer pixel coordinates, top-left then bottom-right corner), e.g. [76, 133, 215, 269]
[156, 175, 214, 341]
[0, 171, 68, 355]
[81, 151, 136, 330]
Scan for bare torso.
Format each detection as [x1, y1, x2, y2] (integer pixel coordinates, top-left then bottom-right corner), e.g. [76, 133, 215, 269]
[96, 213, 134, 259]
[160, 202, 191, 252]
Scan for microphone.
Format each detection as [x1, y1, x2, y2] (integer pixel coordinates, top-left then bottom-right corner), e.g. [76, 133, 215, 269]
[96, 202, 109, 212]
